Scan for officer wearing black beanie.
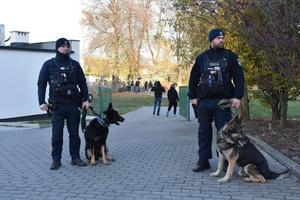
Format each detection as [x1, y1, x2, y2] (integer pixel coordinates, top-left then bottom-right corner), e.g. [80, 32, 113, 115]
[55, 37, 70, 50]
[38, 37, 91, 170]
[188, 29, 244, 172]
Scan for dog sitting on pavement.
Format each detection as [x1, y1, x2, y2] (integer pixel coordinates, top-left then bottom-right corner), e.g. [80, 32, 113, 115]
[81, 103, 124, 165]
[210, 99, 290, 183]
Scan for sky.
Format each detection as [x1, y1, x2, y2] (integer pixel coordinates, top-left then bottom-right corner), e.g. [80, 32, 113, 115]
[0, 0, 82, 43]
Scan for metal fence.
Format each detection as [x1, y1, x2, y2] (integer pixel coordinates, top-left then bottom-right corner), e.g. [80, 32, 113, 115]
[179, 86, 190, 120]
[98, 87, 112, 113]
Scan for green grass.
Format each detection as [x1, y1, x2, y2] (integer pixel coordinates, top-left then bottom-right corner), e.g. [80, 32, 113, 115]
[249, 99, 300, 119]
[92, 92, 168, 115]
[31, 94, 300, 124]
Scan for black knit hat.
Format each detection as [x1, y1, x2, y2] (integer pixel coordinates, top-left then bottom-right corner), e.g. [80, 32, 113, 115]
[55, 38, 70, 50]
[208, 29, 225, 43]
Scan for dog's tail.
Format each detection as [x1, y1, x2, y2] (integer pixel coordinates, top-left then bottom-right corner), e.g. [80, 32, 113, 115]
[81, 106, 88, 133]
[262, 168, 291, 180]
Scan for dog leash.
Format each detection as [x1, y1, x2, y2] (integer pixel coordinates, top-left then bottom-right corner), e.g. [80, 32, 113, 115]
[217, 99, 240, 118]
[88, 106, 100, 116]
[81, 106, 105, 133]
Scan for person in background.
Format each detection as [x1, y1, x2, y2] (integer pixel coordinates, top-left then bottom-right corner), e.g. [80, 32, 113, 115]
[166, 84, 179, 117]
[151, 81, 165, 116]
[130, 80, 134, 92]
[37, 38, 91, 170]
[148, 81, 153, 93]
[144, 81, 148, 93]
[135, 79, 140, 93]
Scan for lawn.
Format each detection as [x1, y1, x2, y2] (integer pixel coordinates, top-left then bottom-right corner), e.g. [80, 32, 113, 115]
[32, 93, 300, 126]
[249, 99, 300, 119]
[92, 93, 300, 119]
[92, 92, 168, 115]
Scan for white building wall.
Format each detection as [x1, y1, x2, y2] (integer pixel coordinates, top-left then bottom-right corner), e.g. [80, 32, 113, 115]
[10, 31, 30, 43]
[70, 40, 80, 62]
[0, 24, 5, 46]
[0, 45, 80, 119]
[0, 50, 53, 119]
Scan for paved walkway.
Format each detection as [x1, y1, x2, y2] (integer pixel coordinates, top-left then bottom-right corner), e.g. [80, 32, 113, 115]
[0, 107, 299, 200]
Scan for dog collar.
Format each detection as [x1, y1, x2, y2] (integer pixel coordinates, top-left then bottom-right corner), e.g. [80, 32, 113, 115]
[97, 113, 109, 128]
[220, 137, 250, 150]
[237, 137, 250, 148]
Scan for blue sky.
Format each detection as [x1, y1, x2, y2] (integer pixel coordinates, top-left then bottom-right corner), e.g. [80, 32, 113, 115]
[0, 0, 82, 43]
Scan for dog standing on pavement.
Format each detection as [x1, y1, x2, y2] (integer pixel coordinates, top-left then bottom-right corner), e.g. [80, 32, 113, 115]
[210, 100, 290, 183]
[81, 103, 124, 165]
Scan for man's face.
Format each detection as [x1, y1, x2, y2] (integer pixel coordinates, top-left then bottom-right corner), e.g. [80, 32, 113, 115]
[57, 44, 71, 54]
[211, 36, 225, 49]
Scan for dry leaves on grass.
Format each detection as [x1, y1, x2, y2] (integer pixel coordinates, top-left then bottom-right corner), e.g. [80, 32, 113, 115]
[243, 120, 300, 165]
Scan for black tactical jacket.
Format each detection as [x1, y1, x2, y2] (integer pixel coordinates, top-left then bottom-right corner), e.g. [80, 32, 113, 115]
[188, 47, 244, 100]
[37, 54, 89, 105]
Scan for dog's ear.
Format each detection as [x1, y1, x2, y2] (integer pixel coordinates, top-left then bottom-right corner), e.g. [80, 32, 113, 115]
[223, 114, 239, 132]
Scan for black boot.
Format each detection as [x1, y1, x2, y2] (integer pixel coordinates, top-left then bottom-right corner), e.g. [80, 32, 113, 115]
[71, 158, 87, 166]
[50, 160, 61, 170]
[192, 160, 211, 172]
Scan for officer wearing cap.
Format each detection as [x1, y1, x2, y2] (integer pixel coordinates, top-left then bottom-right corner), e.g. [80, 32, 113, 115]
[188, 29, 244, 172]
[38, 38, 91, 170]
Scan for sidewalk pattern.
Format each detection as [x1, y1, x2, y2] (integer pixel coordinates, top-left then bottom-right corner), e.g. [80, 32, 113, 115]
[0, 107, 299, 200]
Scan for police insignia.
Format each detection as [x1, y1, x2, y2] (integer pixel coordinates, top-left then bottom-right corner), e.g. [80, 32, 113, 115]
[237, 59, 242, 66]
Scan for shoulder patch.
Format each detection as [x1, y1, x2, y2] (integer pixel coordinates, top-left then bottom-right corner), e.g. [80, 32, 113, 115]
[237, 59, 242, 67]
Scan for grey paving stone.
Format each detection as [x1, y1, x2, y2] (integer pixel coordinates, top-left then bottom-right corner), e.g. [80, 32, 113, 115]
[0, 107, 299, 200]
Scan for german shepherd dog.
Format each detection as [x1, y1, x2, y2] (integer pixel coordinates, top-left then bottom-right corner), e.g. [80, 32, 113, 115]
[210, 112, 290, 183]
[81, 103, 124, 165]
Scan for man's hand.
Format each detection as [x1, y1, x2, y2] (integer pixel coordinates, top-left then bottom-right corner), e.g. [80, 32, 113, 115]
[82, 100, 91, 109]
[231, 98, 241, 109]
[191, 99, 198, 106]
[39, 104, 48, 111]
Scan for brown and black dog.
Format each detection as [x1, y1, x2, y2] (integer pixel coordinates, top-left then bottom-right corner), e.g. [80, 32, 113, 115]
[210, 113, 290, 183]
[81, 103, 124, 165]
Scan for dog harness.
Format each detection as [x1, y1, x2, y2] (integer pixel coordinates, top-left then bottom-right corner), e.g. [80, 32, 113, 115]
[97, 113, 109, 128]
[220, 134, 250, 150]
[231, 136, 250, 149]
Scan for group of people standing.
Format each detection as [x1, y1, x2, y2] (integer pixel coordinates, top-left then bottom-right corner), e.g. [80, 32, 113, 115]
[38, 27, 244, 172]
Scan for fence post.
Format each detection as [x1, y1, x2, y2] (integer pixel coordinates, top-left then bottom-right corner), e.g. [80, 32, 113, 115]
[98, 87, 112, 113]
[179, 86, 190, 121]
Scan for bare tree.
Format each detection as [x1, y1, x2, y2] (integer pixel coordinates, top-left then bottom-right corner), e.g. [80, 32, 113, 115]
[82, 0, 123, 79]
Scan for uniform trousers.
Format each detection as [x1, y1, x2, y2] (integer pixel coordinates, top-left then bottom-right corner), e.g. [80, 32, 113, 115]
[51, 101, 81, 161]
[197, 99, 232, 164]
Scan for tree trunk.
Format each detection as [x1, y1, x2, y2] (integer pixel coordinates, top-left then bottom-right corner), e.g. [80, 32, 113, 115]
[271, 97, 280, 120]
[240, 85, 250, 121]
[279, 89, 288, 127]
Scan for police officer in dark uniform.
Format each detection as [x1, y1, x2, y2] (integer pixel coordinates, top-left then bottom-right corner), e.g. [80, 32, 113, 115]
[188, 29, 244, 172]
[38, 38, 91, 170]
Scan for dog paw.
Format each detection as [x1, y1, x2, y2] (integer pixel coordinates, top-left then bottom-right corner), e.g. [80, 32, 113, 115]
[90, 162, 96, 166]
[90, 159, 96, 166]
[217, 177, 230, 183]
[210, 171, 221, 177]
[102, 160, 110, 165]
[243, 177, 252, 182]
